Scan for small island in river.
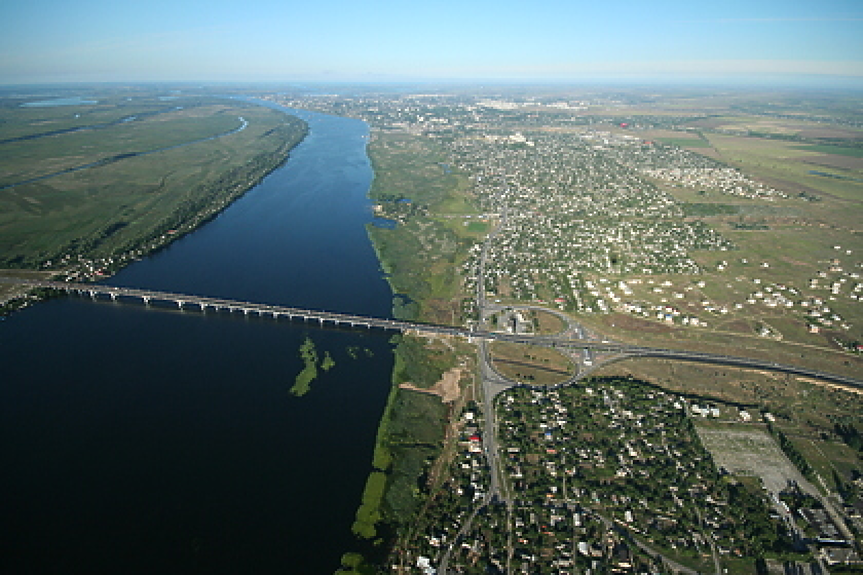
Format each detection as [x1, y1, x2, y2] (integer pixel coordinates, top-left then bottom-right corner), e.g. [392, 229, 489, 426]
[290, 337, 320, 396]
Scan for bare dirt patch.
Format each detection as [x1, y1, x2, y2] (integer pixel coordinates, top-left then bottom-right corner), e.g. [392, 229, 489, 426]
[400, 367, 463, 403]
[695, 424, 815, 495]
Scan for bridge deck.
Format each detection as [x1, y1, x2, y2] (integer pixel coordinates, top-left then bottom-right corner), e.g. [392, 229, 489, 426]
[3, 277, 861, 389]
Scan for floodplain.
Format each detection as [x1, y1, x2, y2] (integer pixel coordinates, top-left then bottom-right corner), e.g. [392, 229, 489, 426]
[0, 88, 306, 283]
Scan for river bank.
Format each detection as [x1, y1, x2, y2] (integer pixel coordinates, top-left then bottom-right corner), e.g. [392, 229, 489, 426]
[1, 115, 307, 315]
[0, 94, 308, 292]
[1, 103, 395, 573]
[338, 129, 482, 571]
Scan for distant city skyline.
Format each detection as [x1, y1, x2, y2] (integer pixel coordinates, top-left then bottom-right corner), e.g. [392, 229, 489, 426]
[1, 0, 861, 86]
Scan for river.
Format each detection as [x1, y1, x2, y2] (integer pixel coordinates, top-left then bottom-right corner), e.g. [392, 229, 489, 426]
[0, 105, 394, 573]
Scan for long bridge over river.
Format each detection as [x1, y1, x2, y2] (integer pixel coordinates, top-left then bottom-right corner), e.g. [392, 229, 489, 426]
[4, 277, 862, 389]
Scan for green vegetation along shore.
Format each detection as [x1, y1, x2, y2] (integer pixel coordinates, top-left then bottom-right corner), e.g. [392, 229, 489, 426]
[340, 130, 481, 569]
[365, 132, 479, 325]
[0, 90, 307, 284]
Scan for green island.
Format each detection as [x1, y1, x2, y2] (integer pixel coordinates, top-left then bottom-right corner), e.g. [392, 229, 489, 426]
[290, 337, 320, 397]
[346, 346, 374, 359]
[0, 88, 307, 311]
[322, 351, 336, 371]
[271, 90, 863, 574]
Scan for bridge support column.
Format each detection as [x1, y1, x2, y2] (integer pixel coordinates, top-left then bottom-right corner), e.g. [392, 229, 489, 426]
[109, 292, 117, 301]
[142, 296, 150, 305]
[88, 290, 97, 299]
[199, 302, 207, 312]
[177, 300, 185, 309]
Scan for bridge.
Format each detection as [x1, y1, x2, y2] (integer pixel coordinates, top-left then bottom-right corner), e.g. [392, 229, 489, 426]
[3, 276, 862, 389]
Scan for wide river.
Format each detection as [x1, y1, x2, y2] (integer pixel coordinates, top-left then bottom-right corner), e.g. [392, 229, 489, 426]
[0, 104, 395, 573]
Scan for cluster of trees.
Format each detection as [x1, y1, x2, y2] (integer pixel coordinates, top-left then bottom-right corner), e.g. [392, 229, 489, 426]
[834, 423, 863, 453]
[727, 481, 795, 556]
[772, 427, 815, 480]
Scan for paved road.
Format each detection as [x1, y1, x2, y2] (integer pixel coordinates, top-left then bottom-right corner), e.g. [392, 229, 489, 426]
[4, 276, 860, 390]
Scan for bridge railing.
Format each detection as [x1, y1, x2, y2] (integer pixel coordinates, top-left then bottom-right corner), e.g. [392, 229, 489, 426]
[2, 276, 860, 389]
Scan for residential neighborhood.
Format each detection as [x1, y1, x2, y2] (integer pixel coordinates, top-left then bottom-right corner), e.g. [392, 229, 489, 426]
[266, 92, 862, 573]
[393, 377, 861, 573]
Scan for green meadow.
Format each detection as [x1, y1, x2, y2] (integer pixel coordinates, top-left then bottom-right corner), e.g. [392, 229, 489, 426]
[0, 93, 306, 271]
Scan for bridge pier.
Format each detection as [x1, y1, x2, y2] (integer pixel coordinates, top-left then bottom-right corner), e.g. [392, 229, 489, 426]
[1, 277, 859, 390]
[198, 302, 207, 312]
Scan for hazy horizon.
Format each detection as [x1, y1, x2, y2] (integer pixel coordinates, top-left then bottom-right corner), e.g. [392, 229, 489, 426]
[1, 0, 861, 88]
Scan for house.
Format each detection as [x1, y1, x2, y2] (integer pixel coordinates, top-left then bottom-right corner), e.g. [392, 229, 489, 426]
[416, 556, 437, 574]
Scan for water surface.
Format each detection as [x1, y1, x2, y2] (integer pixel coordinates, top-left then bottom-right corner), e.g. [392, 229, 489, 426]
[0, 105, 393, 573]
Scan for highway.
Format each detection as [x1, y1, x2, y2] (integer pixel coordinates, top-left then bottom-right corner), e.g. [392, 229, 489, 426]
[5, 268, 861, 575]
[2, 276, 861, 390]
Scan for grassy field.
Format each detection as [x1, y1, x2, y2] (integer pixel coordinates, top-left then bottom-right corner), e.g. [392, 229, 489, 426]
[783, 434, 859, 494]
[655, 137, 712, 148]
[795, 144, 863, 158]
[702, 133, 863, 206]
[0, 108, 241, 187]
[0, 92, 306, 273]
[489, 341, 574, 385]
[582, 308, 863, 381]
[528, 309, 566, 335]
[367, 131, 479, 324]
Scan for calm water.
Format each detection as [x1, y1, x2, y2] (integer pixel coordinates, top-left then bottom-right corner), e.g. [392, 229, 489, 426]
[0, 106, 394, 573]
[20, 96, 98, 107]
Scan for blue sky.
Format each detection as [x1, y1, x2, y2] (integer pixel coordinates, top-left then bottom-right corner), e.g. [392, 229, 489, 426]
[1, 0, 861, 85]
